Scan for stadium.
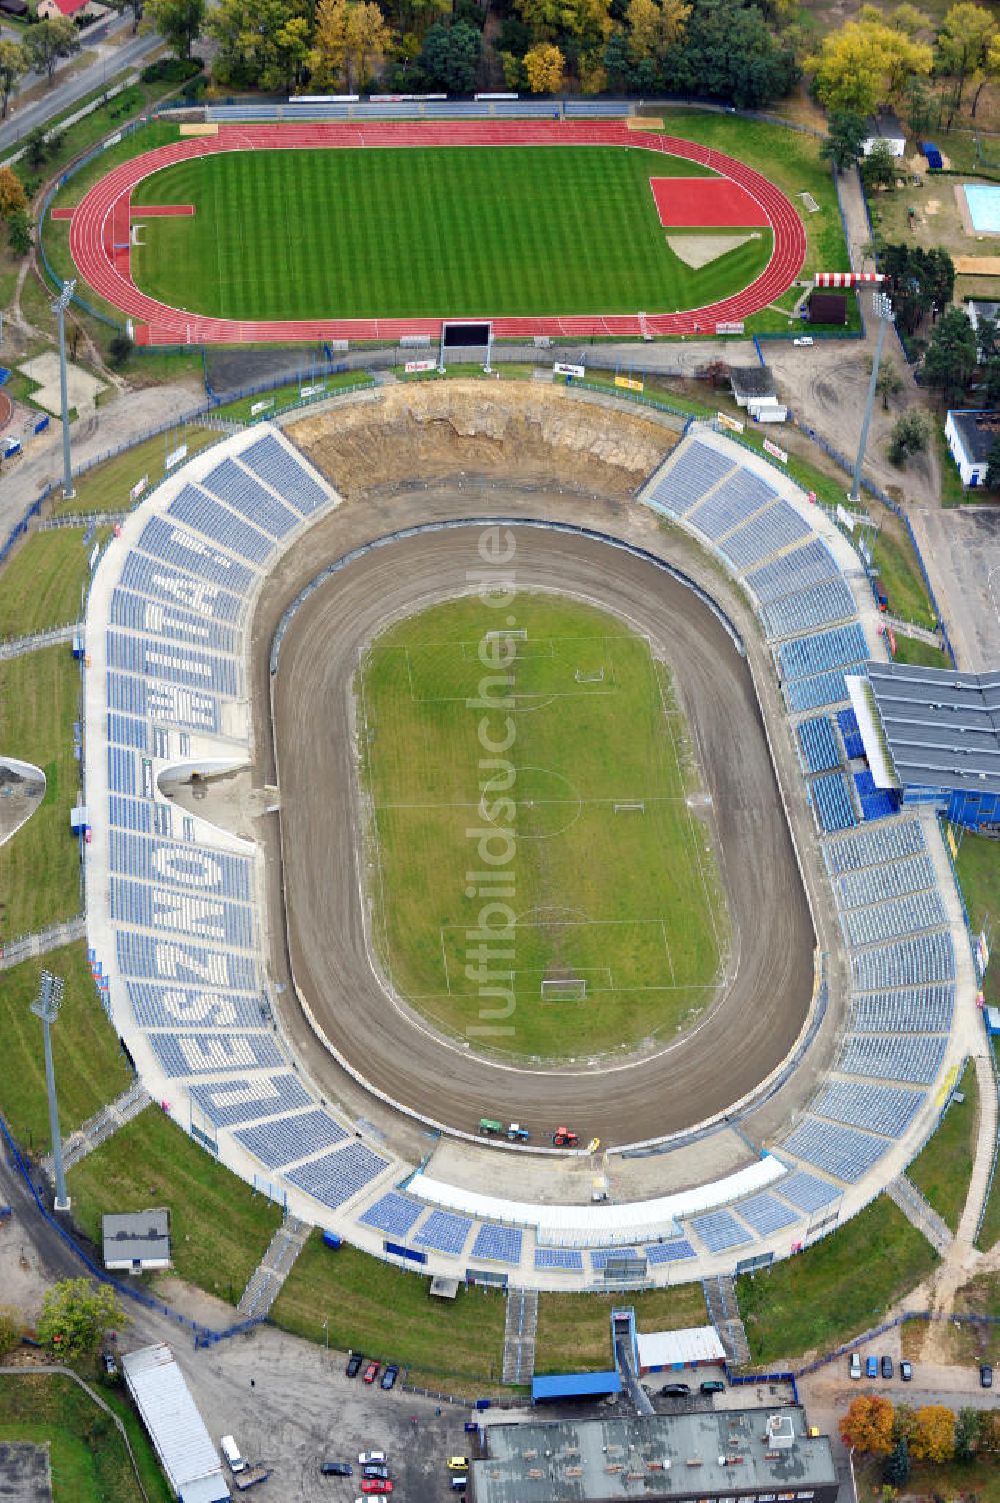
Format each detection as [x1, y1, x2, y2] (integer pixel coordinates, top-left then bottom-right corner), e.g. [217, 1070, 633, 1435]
[79, 369, 979, 1298]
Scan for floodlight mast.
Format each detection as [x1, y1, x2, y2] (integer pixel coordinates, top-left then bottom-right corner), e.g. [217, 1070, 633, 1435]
[51, 280, 76, 502]
[31, 970, 70, 1210]
[849, 291, 894, 506]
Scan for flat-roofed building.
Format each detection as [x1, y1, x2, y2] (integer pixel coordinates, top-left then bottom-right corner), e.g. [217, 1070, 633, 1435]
[102, 1209, 171, 1273]
[471, 1406, 837, 1503]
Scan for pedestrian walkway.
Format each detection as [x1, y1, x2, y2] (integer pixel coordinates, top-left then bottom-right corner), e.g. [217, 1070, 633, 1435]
[0, 622, 79, 660]
[501, 1287, 538, 1385]
[237, 1214, 311, 1320]
[886, 1174, 954, 1256]
[0, 915, 86, 970]
[45, 1078, 151, 1176]
[703, 1275, 751, 1367]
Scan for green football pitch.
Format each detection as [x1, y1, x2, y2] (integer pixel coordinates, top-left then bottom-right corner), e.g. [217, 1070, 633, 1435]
[129, 146, 773, 321]
[356, 593, 729, 1061]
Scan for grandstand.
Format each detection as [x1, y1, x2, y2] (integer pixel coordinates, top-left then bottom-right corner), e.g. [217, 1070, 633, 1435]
[77, 420, 970, 1289]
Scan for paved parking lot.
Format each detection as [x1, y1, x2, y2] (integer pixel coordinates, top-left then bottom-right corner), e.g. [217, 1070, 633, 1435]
[912, 503, 1000, 670]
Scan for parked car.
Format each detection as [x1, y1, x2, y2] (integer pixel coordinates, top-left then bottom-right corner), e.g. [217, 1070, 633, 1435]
[359, 1452, 387, 1466]
[363, 1361, 380, 1384]
[360, 1480, 392, 1495]
[380, 1365, 399, 1391]
[700, 1379, 726, 1395]
[101, 1351, 118, 1377]
[849, 1353, 861, 1380]
[866, 1356, 878, 1379]
[793, 336, 814, 347]
[881, 1356, 893, 1380]
[321, 1463, 353, 1477]
[362, 1465, 390, 1480]
[447, 1457, 470, 1471]
[346, 1353, 364, 1378]
[900, 1360, 912, 1382]
[660, 1383, 690, 1397]
[981, 1363, 993, 1389]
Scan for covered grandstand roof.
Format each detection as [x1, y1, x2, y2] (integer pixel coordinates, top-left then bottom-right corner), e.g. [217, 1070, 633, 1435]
[532, 1371, 622, 1402]
[866, 662, 1000, 795]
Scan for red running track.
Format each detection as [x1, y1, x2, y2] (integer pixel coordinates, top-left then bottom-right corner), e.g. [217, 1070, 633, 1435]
[67, 121, 806, 345]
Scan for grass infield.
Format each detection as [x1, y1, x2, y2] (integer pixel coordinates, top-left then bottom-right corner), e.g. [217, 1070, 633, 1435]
[130, 145, 773, 321]
[357, 592, 728, 1061]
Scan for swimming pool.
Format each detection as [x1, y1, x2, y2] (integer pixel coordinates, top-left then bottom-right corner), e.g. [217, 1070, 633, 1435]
[964, 183, 1000, 233]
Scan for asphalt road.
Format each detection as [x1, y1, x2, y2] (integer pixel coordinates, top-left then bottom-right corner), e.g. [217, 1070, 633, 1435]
[255, 496, 815, 1148]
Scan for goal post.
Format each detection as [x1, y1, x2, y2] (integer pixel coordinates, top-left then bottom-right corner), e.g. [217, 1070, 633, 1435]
[541, 978, 588, 1001]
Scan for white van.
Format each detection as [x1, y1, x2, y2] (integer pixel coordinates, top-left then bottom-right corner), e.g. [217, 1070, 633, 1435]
[220, 1435, 246, 1473]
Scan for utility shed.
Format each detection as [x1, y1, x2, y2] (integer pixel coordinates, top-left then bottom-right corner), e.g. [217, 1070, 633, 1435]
[532, 1371, 622, 1403]
[103, 1208, 171, 1272]
[122, 1344, 229, 1502]
[636, 1325, 726, 1373]
[471, 1406, 837, 1503]
[730, 366, 776, 408]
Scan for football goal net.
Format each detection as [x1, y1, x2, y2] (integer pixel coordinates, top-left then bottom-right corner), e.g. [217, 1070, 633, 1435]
[541, 978, 588, 1001]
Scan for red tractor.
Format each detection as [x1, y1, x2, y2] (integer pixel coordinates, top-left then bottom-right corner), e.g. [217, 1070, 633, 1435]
[552, 1127, 580, 1148]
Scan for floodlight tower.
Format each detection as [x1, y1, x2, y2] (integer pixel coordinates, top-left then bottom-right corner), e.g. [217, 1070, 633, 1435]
[31, 970, 70, 1211]
[849, 290, 894, 507]
[51, 279, 76, 502]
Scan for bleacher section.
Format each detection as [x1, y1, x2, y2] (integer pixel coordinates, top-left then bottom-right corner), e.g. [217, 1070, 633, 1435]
[853, 768, 901, 822]
[786, 668, 862, 714]
[643, 440, 735, 516]
[535, 1247, 584, 1271]
[836, 855, 936, 908]
[760, 578, 857, 640]
[851, 932, 955, 992]
[287, 1142, 389, 1210]
[797, 716, 840, 774]
[644, 1239, 696, 1264]
[359, 1193, 424, 1239]
[783, 1118, 887, 1183]
[234, 1109, 348, 1168]
[812, 1081, 923, 1137]
[837, 707, 866, 760]
[414, 1210, 473, 1256]
[687, 1210, 752, 1252]
[732, 1193, 799, 1236]
[824, 819, 927, 873]
[849, 987, 955, 1034]
[811, 772, 857, 834]
[838, 1034, 948, 1084]
[471, 1224, 523, 1265]
[778, 625, 869, 682]
[841, 891, 947, 947]
[775, 1170, 842, 1214]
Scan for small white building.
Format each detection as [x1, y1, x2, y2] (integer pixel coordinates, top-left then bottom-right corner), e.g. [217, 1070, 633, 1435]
[102, 1209, 171, 1273]
[944, 408, 1000, 487]
[862, 113, 906, 158]
[636, 1324, 727, 1374]
[122, 1344, 230, 1503]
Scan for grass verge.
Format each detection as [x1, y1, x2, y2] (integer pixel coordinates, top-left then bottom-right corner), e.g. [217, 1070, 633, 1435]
[907, 1059, 979, 1234]
[737, 1195, 939, 1364]
[54, 427, 222, 516]
[867, 513, 937, 631]
[0, 527, 108, 638]
[0, 645, 82, 942]
[953, 827, 1000, 1008]
[535, 1284, 707, 1374]
[271, 1235, 507, 1382]
[890, 634, 952, 668]
[0, 941, 130, 1153]
[0, 1372, 171, 1503]
[68, 1108, 283, 1306]
[210, 369, 374, 423]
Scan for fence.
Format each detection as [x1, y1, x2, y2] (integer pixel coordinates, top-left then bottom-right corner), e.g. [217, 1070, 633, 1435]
[974, 1034, 1000, 1247]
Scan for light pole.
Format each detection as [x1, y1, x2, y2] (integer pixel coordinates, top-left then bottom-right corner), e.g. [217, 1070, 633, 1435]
[850, 290, 893, 506]
[31, 970, 70, 1211]
[51, 279, 75, 501]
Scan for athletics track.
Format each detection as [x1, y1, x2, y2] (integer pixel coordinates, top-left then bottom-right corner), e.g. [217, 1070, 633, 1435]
[66, 121, 807, 345]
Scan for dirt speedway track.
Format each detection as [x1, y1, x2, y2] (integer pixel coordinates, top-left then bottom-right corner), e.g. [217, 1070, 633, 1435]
[266, 519, 815, 1147]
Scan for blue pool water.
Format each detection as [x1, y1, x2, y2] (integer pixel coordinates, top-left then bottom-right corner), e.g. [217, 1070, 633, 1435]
[965, 183, 1000, 233]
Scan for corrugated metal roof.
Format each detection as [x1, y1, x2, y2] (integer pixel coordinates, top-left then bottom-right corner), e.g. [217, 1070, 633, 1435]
[867, 663, 1000, 795]
[531, 1371, 622, 1401]
[121, 1344, 229, 1502]
[636, 1325, 727, 1369]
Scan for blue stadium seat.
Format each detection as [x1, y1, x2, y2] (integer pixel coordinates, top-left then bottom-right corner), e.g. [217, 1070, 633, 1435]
[471, 1224, 523, 1265]
[688, 1210, 753, 1252]
[534, 1247, 584, 1271]
[413, 1210, 473, 1256]
[234, 1109, 348, 1168]
[359, 1192, 424, 1238]
[287, 1141, 388, 1209]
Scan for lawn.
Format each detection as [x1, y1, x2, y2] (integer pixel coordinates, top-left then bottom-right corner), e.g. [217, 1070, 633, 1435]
[0, 941, 131, 1153]
[890, 634, 952, 668]
[270, 1235, 507, 1382]
[535, 1284, 707, 1373]
[68, 1108, 283, 1306]
[210, 369, 375, 423]
[0, 646, 83, 942]
[979, 1048, 1000, 1251]
[130, 145, 773, 320]
[0, 527, 107, 640]
[954, 828, 1000, 1008]
[907, 1059, 979, 1233]
[867, 513, 938, 631]
[357, 592, 728, 1060]
[736, 1196, 939, 1364]
[857, 1453, 1000, 1503]
[54, 427, 223, 517]
[0, 1373, 171, 1503]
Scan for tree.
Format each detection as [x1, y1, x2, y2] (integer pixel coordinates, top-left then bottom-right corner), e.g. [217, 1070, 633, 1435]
[24, 125, 48, 170]
[515, 0, 611, 53]
[209, 0, 312, 89]
[922, 305, 977, 402]
[7, 209, 31, 256]
[911, 1404, 956, 1463]
[862, 139, 901, 191]
[524, 40, 564, 90]
[883, 1437, 911, 1488]
[661, 0, 798, 109]
[821, 108, 867, 172]
[112, 0, 145, 32]
[25, 18, 80, 87]
[881, 242, 955, 334]
[0, 39, 27, 121]
[0, 1307, 19, 1360]
[344, 1, 393, 89]
[806, 17, 933, 116]
[146, 0, 206, 60]
[873, 356, 904, 408]
[626, 0, 691, 65]
[888, 408, 929, 463]
[37, 1280, 126, 1358]
[936, 2, 996, 116]
[108, 333, 134, 369]
[977, 312, 1000, 362]
[0, 165, 26, 221]
[309, 0, 348, 87]
[419, 20, 480, 91]
[954, 1406, 980, 1463]
[841, 1396, 896, 1456]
